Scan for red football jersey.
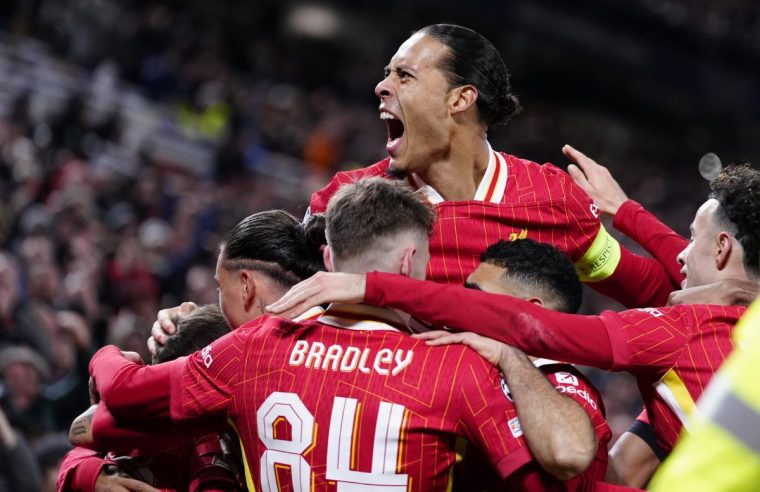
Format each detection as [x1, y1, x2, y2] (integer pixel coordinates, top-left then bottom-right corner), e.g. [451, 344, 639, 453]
[91, 305, 535, 492]
[458, 361, 612, 491]
[364, 272, 745, 454]
[308, 152, 676, 308]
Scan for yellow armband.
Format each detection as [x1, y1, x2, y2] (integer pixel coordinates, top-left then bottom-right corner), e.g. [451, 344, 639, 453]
[574, 224, 621, 283]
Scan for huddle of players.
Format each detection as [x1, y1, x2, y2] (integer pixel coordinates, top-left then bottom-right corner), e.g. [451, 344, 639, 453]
[59, 23, 760, 492]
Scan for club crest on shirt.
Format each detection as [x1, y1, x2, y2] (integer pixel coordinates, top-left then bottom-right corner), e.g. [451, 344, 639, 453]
[500, 376, 513, 401]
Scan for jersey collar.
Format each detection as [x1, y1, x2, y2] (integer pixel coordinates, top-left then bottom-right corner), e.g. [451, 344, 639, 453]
[318, 304, 408, 333]
[409, 142, 508, 204]
[293, 305, 326, 322]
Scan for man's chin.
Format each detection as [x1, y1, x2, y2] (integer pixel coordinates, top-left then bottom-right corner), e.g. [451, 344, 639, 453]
[386, 159, 409, 180]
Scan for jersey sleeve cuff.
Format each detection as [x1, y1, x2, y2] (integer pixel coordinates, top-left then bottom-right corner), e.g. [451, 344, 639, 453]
[494, 445, 534, 480]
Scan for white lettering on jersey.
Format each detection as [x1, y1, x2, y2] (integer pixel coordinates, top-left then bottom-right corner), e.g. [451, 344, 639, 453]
[200, 345, 213, 369]
[288, 341, 413, 377]
[637, 307, 664, 318]
[556, 385, 599, 410]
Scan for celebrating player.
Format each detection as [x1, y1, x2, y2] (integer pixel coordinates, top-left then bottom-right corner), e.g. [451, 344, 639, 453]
[268, 162, 760, 463]
[307, 23, 678, 308]
[88, 179, 551, 490]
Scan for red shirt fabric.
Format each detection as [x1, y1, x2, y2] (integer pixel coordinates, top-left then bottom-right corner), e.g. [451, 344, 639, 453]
[364, 272, 744, 454]
[613, 200, 688, 286]
[91, 305, 539, 491]
[308, 154, 677, 308]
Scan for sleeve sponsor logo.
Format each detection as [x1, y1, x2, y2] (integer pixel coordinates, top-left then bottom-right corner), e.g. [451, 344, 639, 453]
[201, 344, 214, 369]
[637, 307, 664, 318]
[555, 372, 579, 386]
[555, 385, 598, 410]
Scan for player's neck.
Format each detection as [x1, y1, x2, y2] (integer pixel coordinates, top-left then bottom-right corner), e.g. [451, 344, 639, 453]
[417, 137, 490, 201]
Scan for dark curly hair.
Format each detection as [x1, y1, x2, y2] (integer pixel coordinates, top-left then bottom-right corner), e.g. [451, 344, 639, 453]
[221, 210, 326, 288]
[418, 24, 521, 128]
[709, 162, 760, 278]
[479, 238, 583, 313]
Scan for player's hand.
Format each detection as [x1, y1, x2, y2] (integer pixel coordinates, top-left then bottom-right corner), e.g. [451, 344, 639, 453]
[95, 467, 160, 492]
[668, 279, 759, 307]
[563, 144, 629, 216]
[266, 272, 366, 319]
[89, 377, 99, 405]
[121, 351, 144, 364]
[413, 330, 506, 366]
[147, 302, 198, 356]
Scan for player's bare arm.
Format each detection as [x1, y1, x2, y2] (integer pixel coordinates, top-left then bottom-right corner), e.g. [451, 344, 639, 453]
[417, 330, 597, 480]
[563, 144, 629, 216]
[668, 278, 759, 307]
[69, 404, 97, 446]
[266, 271, 366, 318]
[606, 431, 660, 487]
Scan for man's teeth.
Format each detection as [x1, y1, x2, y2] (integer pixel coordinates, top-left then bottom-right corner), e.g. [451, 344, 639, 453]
[380, 111, 397, 120]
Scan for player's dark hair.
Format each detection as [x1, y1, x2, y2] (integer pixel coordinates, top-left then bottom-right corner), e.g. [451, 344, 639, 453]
[418, 24, 521, 127]
[153, 304, 230, 364]
[221, 210, 326, 288]
[480, 239, 583, 313]
[327, 178, 434, 261]
[709, 162, 760, 277]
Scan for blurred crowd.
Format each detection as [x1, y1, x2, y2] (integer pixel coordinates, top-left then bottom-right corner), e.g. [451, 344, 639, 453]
[0, 1, 752, 490]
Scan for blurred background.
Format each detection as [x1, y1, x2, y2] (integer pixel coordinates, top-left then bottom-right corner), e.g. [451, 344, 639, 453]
[0, 1, 758, 489]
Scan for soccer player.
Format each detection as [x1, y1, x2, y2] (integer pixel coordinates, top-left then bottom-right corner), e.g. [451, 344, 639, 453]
[58, 305, 238, 492]
[267, 162, 760, 460]
[565, 145, 759, 487]
[450, 238, 612, 489]
[147, 209, 327, 356]
[649, 296, 760, 492]
[307, 23, 678, 308]
[89, 178, 596, 491]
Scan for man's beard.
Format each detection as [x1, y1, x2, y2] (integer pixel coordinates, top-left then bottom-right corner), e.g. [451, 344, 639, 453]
[385, 166, 408, 180]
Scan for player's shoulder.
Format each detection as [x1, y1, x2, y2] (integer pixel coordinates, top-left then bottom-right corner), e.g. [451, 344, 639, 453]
[309, 159, 391, 212]
[497, 150, 592, 203]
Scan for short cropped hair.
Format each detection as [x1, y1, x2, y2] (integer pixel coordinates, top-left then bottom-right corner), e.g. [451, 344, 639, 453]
[709, 162, 760, 277]
[418, 24, 521, 127]
[480, 239, 583, 314]
[221, 210, 326, 288]
[153, 304, 230, 364]
[326, 178, 435, 262]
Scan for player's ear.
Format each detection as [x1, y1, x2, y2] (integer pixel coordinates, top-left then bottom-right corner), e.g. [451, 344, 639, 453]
[525, 297, 544, 308]
[715, 231, 733, 270]
[449, 85, 478, 116]
[240, 270, 257, 310]
[323, 246, 335, 272]
[399, 247, 416, 278]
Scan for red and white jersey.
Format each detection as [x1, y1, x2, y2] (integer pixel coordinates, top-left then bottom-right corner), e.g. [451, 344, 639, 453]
[308, 149, 676, 308]
[91, 304, 535, 491]
[364, 272, 745, 454]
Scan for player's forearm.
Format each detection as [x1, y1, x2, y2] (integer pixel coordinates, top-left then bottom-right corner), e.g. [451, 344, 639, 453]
[613, 200, 687, 286]
[499, 348, 596, 480]
[89, 346, 172, 418]
[366, 273, 619, 368]
[590, 246, 677, 309]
